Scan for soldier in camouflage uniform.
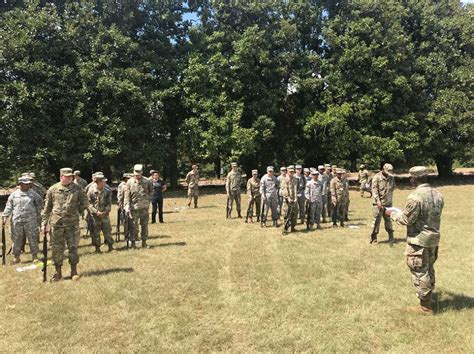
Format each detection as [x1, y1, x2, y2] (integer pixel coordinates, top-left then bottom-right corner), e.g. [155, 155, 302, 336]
[2, 176, 43, 264]
[325, 164, 334, 220]
[87, 172, 114, 253]
[22, 172, 47, 200]
[226, 162, 242, 218]
[73, 170, 88, 190]
[386, 166, 443, 315]
[358, 164, 370, 197]
[295, 165, 306, 224]
[185, 165, 200, 208]
[277, 167, 287, 218]
[305, 170, 323, 230]
[117, 173, 131, 240]
[245, 170, 261, 223]
[342, 170, 350, 221]
[318, 165, 328, 223]
[330, 168, 348, 227]
[85, 173, 97, 194]
[124, 164, 153, 249]
[259, 166, 280, 227]
[281, 166, 298, 235]
[370, 163, 395, 245]
[41, 168, 87, 281]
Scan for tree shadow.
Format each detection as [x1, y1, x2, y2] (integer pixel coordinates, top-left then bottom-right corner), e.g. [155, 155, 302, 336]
[80, 267, 134, 278]
[147, 235, 172, 239]
[434, 290, 474, 314]
[377, 237, 406, 244]
[151, 241, 187, 248]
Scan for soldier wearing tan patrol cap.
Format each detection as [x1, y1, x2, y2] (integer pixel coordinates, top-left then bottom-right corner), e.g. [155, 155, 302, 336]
[385, 166, 443, 315]
[226, 162, 242, 218]
[370, 163, 395, 245]
[41, 168, 87, 281]
[245, 169, 261, 223]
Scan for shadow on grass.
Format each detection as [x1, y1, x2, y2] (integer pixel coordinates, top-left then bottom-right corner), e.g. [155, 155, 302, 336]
[151, 241, 187, 248]
[377, 238, 406, 244]
[147, 235, 172, 239]
[81, 267, 134, 278]
[435, 290, 474, 314]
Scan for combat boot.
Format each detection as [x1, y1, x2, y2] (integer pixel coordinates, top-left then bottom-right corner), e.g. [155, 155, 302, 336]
[340, 221, 345, 227]
[248, 217, 253, 224]
[291, 226, 297, 233]
[94, 245, 102, 253]
[70, 263, 80, 281]
[245, 216, 248, 223]
[370, 234, 378, 245]
[108, 243, 114, 252]
[405, 295, 433, 315]
[256, 216, 260, 222]
[142, 240, 150, 249]
[11, 256, 21, 265]
[32, 255, 39, 263]
[51, 265, 62, 282]
[237, 211, 242, 218]
[273, 220, 279, 228]
[130, 241, 137, 249]
[317, 224, 323, 230]
[388, 232, 395, 247]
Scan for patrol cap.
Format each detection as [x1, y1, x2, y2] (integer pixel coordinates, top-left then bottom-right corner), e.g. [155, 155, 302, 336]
[360, 164, 365, 169]
[74, 170, 81, 176]
[341, 169, 347, 174]
[295, 164, 303, 169]
[311, 170, 319, 175]
[383, 163, 394, 175]
[280, 167, 287, 171]
[122, 173, 131, 179]
[318, 165, 325, 170]
[409, 166, 428, 178]
[231, 162, 238, 167]
[252, 169, 258, 174]
[336, 168, 344, 174]
[21, 172, 29, 177]
[192, 164, 198, 169]
[149, 170, 156, 175]
[18, 176, 32, 184]
[60, 168, 74, 176]
[304, 168, 310, 173]
[324, 164, 331, 168]
[94, 172, 107, 181]
[332, 165, 338, 169]
[267, 166, 274, 172]
[133, 164, 143, 175]
[287, 166, 295, 172]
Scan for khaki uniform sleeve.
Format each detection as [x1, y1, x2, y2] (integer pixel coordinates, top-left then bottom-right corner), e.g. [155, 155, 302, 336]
[123, 183, 131, 211]
[41, 187, 54, 225]
[391, 198, 420, 226]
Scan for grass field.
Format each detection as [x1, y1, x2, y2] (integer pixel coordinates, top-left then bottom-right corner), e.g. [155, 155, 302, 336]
[1, 184, 473, 352]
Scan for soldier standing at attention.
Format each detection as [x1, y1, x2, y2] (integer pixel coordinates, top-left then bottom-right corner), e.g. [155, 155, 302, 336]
[281, 166, 298, 235]
[2, 176, 43, 264]
[117, 173, 131, 239]
[304, 168, 311, 182]
[245, 170, 261, 223]
[342, 170, 350, 222]
[259, 166, 280, 227]
[386, 166, 443, 315]
[151, 171, 166, 223]
[325, 164, 333, 221]
[87, 172, 114, 253]
[226, 162, 242, 218]
[277, 167, 287, 218]
[318, 165, 328, 223]
[73, 170, 88, 190]
[185, 165, 200, 208]
[295, 165, 306, 224]
[41, 168, 87, 281]
[305, 170, 323, 230]
[330, 168, 347, 228]
[370, 163, 395, 245]
[124, 164, 153, 249]
[358, 164, 369, 197]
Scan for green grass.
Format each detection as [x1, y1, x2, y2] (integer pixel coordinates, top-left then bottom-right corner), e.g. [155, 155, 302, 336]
[1, 185, 473, 352]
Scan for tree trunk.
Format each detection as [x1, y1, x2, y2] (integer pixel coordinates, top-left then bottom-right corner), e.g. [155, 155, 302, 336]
[435, 155, 453, 178]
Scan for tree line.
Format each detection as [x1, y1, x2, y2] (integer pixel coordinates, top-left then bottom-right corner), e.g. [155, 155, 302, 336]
[1, 0, 472, 186]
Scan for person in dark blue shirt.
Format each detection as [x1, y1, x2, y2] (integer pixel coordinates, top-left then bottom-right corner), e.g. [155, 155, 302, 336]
[150, 171, 167, 223]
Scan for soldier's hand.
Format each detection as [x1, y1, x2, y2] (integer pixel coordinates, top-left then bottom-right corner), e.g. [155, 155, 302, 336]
[41, 224, 48, 234]
[377, 201, 383, 209]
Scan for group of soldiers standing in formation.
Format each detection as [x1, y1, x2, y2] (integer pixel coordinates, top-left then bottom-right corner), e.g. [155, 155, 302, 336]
[2, 161, 444, 315]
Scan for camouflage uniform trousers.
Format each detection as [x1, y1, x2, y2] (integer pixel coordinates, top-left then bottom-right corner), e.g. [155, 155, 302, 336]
[321, 194, 329, 220]
[227, 191, 241, 214]
[282, 200, 298, 229]
[246, 195, 261, 219]
[11, 220, 39, 257]
[262, 195, 279, 223]
[405, 244, 438, 301]
[331, 201, 347, 224]
[297, 195, 306, 222]
[308, 201, 322, 226]
[278, 196, 284, 219]
[51, 225, 80, 266]
[92, 214, 114, 246]
[130, 208, 149, 242]
[188, 187, 199, 207]
[371, 205, 393, 236]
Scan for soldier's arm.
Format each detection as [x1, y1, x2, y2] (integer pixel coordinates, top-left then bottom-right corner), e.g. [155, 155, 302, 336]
[390, 198, 420, 226]
[123, 184, 131, 212]
[304, 183, 310, 200]
[41, 188, 54, 226]
[185, 172, 191, 185]
[87, 190, 98, 215]
[2, 194, 14, 219]
[372, 176, 380, 203]
[246, 179, 252, 195]
[105, 190, 112, 213]
[33, 192, 44, 223]
[225, 174, 230, 194]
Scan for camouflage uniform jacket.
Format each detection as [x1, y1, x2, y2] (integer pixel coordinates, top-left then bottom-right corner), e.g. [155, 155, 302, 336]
[87, 185, 112, 215]
[391, 183, 444, 247]
[330, 176, 346, 204]
[277, 175, 286, 196]
[305, 179, 323, 203]
[259, 174, 279, 199]
[74, 177, 88, 190]
[41, 182, 87, 227]
[226, 171, 242, 193]
[31, 182, 47, 199]
[281, 176, 297, 202]
[186, 171, 199, 189]
[318, 174, 328, 196]
[124, 177, 153, 211]
[295, 174, 306, 198]
[372, 171, 395, 206]
[2, 189, 43, 224]
[358, 169, 369, 184]
[247, 177, 261, 197]
[117, 181, 127, 208]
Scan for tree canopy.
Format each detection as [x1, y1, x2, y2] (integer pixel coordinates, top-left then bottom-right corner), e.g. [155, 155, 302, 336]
[1, 0, 472, 185]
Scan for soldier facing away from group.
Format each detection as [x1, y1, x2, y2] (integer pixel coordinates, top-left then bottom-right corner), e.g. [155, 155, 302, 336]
[305, 170, 323, 230]
[226, 162, 242, 218]
[330, 168, 348, 227]
[386, 166, 443, 315]
[2, 176, 43, 264]
[87, 172, 114, 253]
[281, 166, 298, 235]
[41, 168, 87, 281]
[124, 164, 153, 249]
[259, 166, 280, 227]
[294, 165, 307, 224]
[245, 169, 261, 223]
[151, 171, 166, 223]
[358, 164, 370, 197]
[370, 163, 395, 245]
[185, 165, 200, 208]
